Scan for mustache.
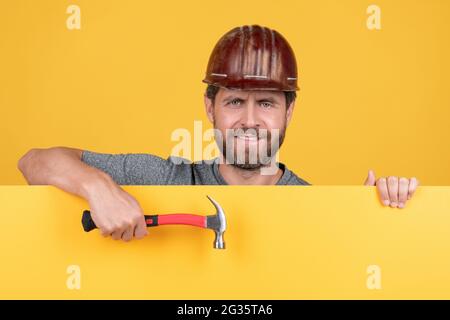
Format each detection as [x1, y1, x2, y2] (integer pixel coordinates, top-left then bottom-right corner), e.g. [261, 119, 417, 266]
[227, 128, 271, 139]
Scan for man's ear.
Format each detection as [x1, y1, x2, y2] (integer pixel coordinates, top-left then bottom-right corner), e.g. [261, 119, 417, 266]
[204, 94, 215, 124]
[286, 100, 296, 126]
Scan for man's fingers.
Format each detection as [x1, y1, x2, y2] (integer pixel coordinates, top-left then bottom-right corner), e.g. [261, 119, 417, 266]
[398, 177, 409, 208]
[408, 177, 419, 200]
[375, 175, 419, 208]
[111, 229, 123, 240]
[100, 226, 113, 237]
[376, 177, 390, 206]
[121, 227, 134, 242]
[387, 176, 399, 207]
[364, 169, 376, 186]
[134, 216, 149, 240]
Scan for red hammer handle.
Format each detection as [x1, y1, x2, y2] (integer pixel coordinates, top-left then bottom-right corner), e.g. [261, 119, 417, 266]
[82, 211, 207, 232]
[145, 214, 206, 228]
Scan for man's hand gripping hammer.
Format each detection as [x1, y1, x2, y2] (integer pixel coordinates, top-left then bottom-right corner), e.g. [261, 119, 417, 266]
[81, 195, 227, 249]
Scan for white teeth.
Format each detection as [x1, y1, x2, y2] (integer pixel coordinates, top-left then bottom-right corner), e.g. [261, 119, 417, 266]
[236, 135, 258, 140]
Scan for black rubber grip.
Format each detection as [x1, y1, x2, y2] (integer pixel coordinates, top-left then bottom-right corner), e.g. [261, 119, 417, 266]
[82, 210, 97, 232]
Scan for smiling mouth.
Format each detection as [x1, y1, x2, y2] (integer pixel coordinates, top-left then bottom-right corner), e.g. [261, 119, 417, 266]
[234, 134, 259, 141]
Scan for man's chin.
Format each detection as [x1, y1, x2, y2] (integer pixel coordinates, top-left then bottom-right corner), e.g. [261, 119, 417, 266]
[231, 163, 262, 171]
[228, 155, 275, 171]
[221, 143, 279, 169]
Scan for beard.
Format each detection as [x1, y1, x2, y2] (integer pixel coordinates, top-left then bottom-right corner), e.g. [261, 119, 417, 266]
[213, 122, 287, 171]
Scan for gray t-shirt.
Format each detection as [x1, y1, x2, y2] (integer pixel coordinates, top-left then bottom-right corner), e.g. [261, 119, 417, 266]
[81, 150, 310, 186]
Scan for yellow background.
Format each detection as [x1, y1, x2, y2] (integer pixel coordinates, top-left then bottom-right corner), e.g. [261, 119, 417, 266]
[1, 186, 450, 299]
[1, 0, 449, 185]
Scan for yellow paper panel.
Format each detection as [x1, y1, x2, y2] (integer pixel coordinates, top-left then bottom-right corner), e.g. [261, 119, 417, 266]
[1, 186, 449, 299]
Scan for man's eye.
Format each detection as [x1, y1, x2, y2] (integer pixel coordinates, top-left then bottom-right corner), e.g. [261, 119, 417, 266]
[229, 99, 241, 106]
[261, 102, 272, 108]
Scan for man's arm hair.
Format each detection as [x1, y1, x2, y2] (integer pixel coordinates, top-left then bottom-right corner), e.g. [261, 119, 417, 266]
[17, 146, 113, 199]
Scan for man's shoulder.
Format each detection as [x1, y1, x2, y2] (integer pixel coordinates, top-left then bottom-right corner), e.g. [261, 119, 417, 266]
[165, 156, 217, 168]
[166, 155, 193, 165]
[280, 163, 311, 186]
[167, 156, 222, 185]
[288, 172, 311, 185]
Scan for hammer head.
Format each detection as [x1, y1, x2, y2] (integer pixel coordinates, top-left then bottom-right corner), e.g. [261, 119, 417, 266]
[205, 195, 227, 249]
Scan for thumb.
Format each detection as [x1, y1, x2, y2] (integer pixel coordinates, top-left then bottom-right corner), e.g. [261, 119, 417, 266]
[364, 169, 376, 186]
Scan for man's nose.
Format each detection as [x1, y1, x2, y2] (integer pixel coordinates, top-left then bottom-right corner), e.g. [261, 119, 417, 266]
[241, 103, 260, 128]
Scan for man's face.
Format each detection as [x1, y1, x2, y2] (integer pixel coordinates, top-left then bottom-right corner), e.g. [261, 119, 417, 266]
[204, 87, 295, 170]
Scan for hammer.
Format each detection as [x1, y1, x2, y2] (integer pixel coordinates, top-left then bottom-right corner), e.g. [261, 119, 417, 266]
[81, 195, 226, 249]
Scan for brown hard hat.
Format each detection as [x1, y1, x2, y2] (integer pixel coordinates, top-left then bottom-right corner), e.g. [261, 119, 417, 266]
[202, 25, 299, 91]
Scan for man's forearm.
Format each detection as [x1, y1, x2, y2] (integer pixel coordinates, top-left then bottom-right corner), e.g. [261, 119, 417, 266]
[18, 147, 148, 242]
[17, 147, 112, 199]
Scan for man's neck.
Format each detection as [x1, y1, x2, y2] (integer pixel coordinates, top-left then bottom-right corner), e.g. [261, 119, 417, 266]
[217, 158, 283, 185]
